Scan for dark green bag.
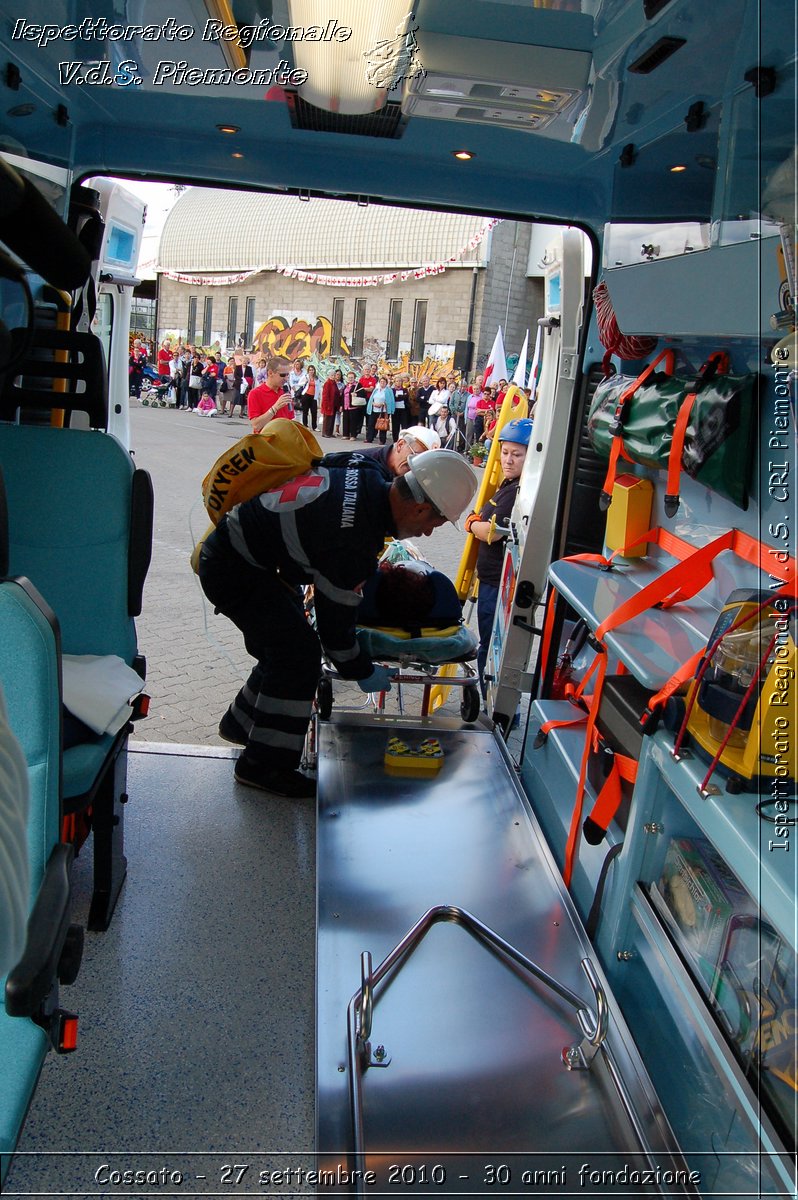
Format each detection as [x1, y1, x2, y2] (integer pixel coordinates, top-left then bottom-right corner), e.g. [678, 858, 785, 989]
[587, 355, 758, 514]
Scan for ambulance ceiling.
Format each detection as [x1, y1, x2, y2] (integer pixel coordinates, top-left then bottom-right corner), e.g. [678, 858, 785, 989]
[0, 0, 790, 230]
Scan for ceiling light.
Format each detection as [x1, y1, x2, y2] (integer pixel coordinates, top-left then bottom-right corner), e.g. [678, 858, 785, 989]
[217, 124, 240, 134]
[231, 152, 244, 159]
[453, 150, 476, 161]
[669, 164, 687, 172]
[288, 0, 416, 115]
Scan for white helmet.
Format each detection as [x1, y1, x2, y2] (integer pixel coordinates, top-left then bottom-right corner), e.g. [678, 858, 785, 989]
[405, 450, 478, 525]
[403, 425, 441, 451]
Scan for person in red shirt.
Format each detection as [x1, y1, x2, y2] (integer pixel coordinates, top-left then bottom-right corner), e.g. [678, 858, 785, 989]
[356, 368, 377, 407]
[157, 339, 172, 380]
[320, 368, 344, 438]
[247, 357, 295, 432]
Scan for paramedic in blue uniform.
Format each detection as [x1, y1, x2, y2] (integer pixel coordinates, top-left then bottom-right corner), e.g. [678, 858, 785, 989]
[320, 424, 440, 478]
[464, 419, 533, 701]
[198, 451, 477, 798]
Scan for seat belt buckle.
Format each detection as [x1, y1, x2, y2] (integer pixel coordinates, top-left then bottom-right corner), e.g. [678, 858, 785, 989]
[640, 706, 661, 735]
[599, 742, 615, 779]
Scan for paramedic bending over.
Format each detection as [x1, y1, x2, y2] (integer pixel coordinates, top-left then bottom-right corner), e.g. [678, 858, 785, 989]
[464, 419, 533, 701]
[198, 451, 477, 800]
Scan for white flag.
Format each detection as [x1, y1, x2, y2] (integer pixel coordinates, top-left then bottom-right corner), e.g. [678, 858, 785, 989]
[527, 326, 543, 396]
[512, 331, 529, 387]
[482, 326, 507, 388]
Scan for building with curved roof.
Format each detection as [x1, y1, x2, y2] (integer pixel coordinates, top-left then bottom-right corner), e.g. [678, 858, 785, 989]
[158, 190, 492, 272]
[154, 188, 543, 375]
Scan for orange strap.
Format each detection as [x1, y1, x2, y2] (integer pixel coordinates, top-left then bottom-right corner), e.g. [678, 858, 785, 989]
[583, 728, 639, 846]
[563, 646, 608, 887]
[600, 349, 675, 507]
[665, 352, 729, 517]
[555, 528, 797, 888]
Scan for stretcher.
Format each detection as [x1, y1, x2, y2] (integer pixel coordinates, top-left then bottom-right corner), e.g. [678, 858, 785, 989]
[318, 620, 482, 723]
[313, 540, 483, 724]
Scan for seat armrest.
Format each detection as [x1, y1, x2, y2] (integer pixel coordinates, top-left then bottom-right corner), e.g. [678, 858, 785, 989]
[5, 843, 74, 1018]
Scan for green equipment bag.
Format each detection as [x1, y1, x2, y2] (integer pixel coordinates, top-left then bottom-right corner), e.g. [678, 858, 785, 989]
[587, 350, 758, 515]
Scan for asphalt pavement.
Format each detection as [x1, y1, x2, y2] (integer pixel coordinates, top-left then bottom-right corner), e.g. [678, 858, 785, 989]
[128, 403, 478, 748]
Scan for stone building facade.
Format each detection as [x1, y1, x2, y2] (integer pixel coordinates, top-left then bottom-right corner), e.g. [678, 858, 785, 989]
[156, 188, 544, 377]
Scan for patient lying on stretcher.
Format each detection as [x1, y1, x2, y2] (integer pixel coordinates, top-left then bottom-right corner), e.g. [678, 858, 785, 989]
[355, 560, 478, 664]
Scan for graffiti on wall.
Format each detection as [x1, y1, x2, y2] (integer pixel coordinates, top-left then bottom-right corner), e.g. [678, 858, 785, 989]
[252, 315, 349, 360]
[251, 314, 458, 381]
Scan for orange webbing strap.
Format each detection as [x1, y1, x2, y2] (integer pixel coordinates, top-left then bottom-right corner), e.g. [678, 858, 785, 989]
[583, 727, 639, 846]
[563, 645, 608, 887]
[600, 349, 675, 509]
[665, 352, 729, 518]
[561, 526, 795, 888]
[665, 390, 699, 515]
[536, 708, 588, 743]
[537, 584, 562, 688]
[594, 530, 739, 641]
[534, 653, 600, 745]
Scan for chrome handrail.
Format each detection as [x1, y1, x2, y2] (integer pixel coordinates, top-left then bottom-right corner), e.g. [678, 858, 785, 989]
[346, 904, 611, 1196]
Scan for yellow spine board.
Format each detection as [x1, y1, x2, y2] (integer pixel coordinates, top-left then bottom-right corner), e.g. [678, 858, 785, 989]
[428, 387, 527, 713]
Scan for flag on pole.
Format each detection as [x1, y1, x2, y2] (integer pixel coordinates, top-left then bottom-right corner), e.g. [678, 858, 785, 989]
[512, 330, 529, 387]
[527, 325, 543, 399]
[482, 326, 507, 387]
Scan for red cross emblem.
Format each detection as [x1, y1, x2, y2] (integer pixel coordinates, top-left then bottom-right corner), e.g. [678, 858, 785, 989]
[274, 473, 325, 503]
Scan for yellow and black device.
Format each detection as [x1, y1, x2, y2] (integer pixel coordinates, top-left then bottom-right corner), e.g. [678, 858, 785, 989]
[685, 589, 796, 788]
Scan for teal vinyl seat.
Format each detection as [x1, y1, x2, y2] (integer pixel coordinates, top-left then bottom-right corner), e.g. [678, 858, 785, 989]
[0, 422, 153, 929]
[0, 574, 80, 1186]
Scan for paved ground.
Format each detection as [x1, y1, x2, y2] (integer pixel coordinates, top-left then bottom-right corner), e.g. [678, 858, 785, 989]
[129, 403, 478, 748]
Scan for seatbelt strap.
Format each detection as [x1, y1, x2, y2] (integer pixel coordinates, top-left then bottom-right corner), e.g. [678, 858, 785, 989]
[583, 728, 638, 845]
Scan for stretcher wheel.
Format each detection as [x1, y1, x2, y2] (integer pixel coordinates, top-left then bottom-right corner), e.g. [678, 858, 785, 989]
[461, 685, 481, 724]
[317, 676, 333, 721]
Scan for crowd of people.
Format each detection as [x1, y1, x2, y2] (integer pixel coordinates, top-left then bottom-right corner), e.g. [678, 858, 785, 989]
[129, 338, 533, 460]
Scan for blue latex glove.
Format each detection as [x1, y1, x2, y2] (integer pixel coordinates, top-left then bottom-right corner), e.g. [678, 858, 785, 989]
[357, 664, 399, 694]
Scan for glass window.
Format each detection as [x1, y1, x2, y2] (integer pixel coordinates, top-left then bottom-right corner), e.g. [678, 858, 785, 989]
[331, 297, 345, 355]
[411, 299, 427, 361]
[386, 299, 402, 360]
[227, 297, 238, 349]
[352, 298, 367, 357]
[186, 296, 197, 344]
[201, 296, 213, 346]
[244, 297, 256, 349]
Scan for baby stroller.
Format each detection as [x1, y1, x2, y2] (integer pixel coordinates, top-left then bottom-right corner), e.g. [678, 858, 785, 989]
[140, 375, 173, 407]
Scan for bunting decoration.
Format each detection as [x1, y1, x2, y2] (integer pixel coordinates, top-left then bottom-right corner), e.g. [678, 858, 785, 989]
[158, 218, 502, 288]
[160, 269, 261, 286]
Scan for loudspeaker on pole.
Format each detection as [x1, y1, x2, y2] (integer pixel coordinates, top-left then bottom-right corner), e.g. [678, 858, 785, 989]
[453, 339, 474, 372]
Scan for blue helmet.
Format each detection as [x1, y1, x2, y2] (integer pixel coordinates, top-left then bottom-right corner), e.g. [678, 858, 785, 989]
[498, 418, 533, 446]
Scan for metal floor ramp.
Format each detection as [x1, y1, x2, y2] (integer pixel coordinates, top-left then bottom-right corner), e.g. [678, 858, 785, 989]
[316, 714, 693, 1195]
